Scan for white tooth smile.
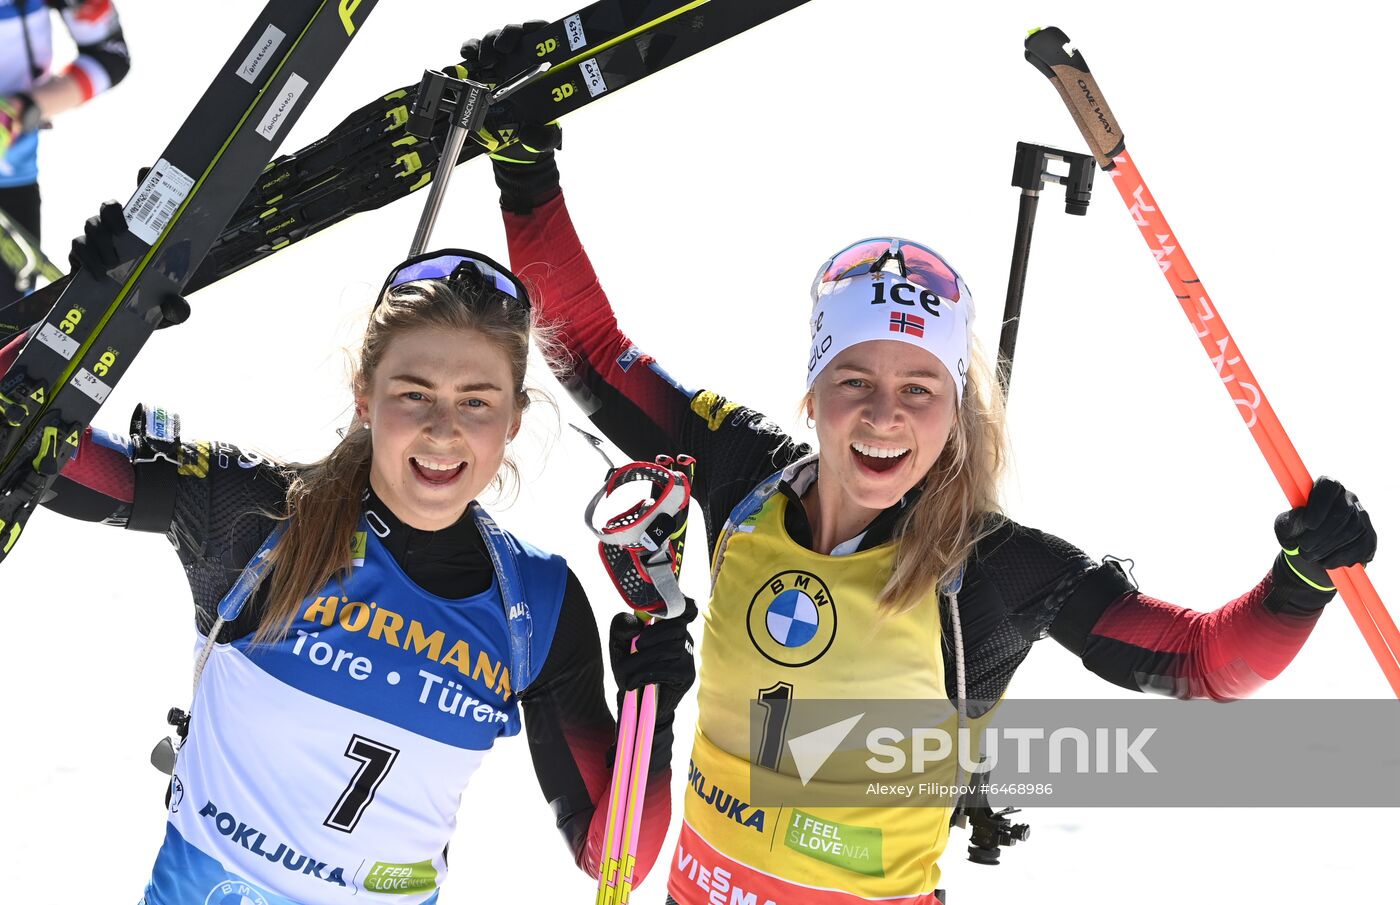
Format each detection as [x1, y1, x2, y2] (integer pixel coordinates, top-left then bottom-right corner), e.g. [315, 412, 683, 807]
[413, 458, 463, 472]
[852, 442, 909, 460]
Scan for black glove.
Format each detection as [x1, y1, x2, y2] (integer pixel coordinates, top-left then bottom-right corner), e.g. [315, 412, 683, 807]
[609, 597, 698, 719]
[69, 199, 128, 273]
[1273, 476, 1377, 595]
[68, 199, 190, 329]
[459, 21, 547, 82]
[459, 21, 564, 213]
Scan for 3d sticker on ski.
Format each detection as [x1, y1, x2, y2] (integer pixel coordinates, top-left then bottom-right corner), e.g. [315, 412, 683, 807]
[182, 0, 813, 293]
[0, 0, 381, 563]
[1023, 26, 1399, 696]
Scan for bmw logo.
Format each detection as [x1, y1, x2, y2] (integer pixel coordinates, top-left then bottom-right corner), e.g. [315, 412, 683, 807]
[747, 570, 837, 667]
[204, 881, 271, 905]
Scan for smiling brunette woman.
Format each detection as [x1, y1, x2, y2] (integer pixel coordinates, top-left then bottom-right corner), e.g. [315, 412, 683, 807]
[0, 248, 696, 903]
[462, 22, 1376, 905]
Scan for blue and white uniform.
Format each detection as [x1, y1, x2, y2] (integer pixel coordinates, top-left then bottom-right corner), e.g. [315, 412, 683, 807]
[147, 517, 567, 905]
[22, 415, 684, 903]
[1, 0, 129, 186]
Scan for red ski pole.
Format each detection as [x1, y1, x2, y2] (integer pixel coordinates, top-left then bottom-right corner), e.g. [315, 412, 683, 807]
[1024, 26, 1400, 698]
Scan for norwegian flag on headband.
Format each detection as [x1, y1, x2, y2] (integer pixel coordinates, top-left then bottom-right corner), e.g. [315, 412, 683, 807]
[889, 312, 925, 337]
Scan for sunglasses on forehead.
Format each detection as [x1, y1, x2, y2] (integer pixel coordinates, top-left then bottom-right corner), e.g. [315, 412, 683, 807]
[376, 249, 531, 311]
[811, 237, 966, 306]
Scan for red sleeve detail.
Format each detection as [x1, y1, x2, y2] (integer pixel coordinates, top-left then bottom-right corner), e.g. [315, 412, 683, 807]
[1090, 574, 1323, 699]
[555, 718, 672, 886]
[1, 332, 22, 375]
[501, 190, 807, 528]
[62, 61, 97, 101]
[577, 763, 673, 887]
[73, 0, 115, 23]
[61, 426, 134, 502]
[502, 192, 691, 447]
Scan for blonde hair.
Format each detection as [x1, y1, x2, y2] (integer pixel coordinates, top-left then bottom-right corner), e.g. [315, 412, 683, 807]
[253, 274, 545, 643]
[879, 345, 1007, 614]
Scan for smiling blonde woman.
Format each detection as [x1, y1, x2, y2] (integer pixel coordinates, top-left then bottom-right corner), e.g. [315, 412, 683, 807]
[463, 20, 1377, 900]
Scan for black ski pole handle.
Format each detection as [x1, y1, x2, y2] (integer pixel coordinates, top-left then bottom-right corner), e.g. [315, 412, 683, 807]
[1024, 27, 1126, 169]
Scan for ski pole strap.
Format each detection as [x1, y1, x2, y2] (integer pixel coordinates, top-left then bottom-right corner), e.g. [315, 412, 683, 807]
[1023, 27, 1126, 169]
[584, 459, 689, 550]
[642, 548, 686, 615]
[586, 455, 695, 620]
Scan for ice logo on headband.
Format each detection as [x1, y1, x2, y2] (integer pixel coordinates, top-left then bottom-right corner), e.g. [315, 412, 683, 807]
[870, 278, 951, 316]
[806, 269, 973, 404]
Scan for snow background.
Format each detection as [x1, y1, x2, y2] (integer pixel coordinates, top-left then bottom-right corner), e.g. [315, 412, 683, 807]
[3, 0, 1397, 902]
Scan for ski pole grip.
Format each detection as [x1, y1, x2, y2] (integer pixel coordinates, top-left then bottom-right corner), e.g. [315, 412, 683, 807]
[1024, 26, 1126, 170]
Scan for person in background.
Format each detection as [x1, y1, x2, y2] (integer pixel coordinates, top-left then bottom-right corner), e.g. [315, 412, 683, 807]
[1, 0, 129, 302]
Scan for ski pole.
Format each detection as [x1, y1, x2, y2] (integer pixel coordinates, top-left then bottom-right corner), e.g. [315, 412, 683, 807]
[405, 62, 547, 255]
[579, 432, 694, 903]
[0, 208, 63, 296]
[998, 142, 1095, 394]
[1024, 26, 1400, 698]
[597, 670, 658, 905]
[965, 143, 1080, 848]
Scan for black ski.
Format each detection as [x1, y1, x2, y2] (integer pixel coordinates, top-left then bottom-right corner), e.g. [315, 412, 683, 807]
[0, 0, 810, 341]
[184, 0, 810, 292]
[0, 276, 67, 344]
[205, 0, 713, 235]
[0, 0, 379, 560]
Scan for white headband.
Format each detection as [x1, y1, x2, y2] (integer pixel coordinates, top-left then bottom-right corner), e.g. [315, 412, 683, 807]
[807, 268, 974, 404]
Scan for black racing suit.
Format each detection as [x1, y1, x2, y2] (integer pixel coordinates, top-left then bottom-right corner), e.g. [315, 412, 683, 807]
[492, 161, 1338, 905]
